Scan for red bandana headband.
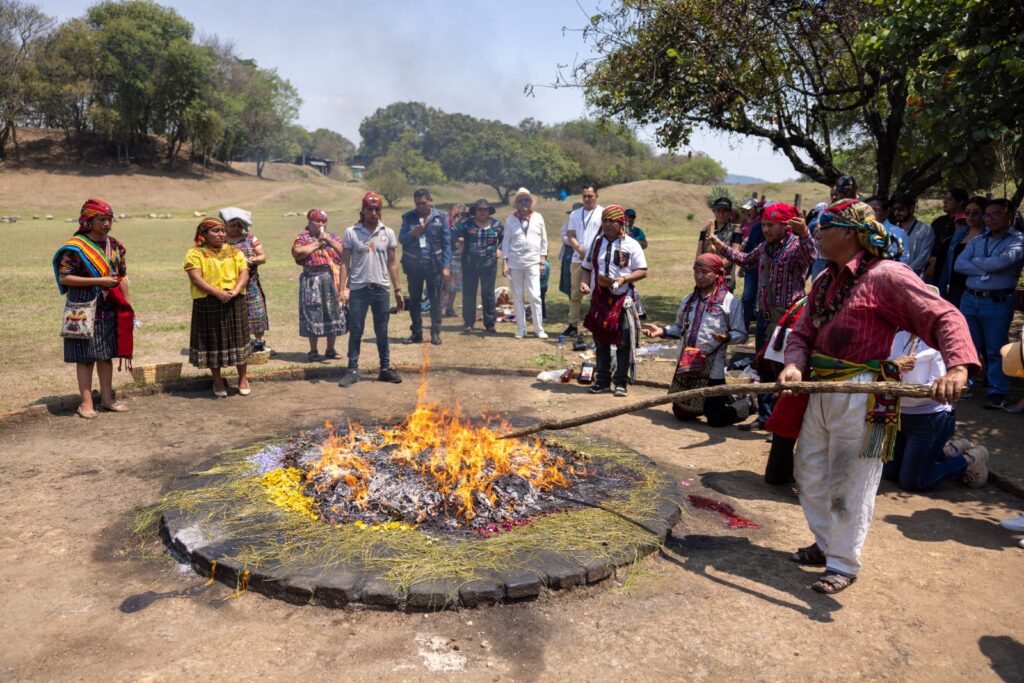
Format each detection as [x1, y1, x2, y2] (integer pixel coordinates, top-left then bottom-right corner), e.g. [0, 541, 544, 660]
[307, 208, 328, 223]
[762, 202, 800, 225]
[361, 192, 383, 210]
[77, 198, 113, 234]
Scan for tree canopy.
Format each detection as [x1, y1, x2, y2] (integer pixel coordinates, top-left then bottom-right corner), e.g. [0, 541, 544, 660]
[0, 0, 352, 174]
[575, 0, 1024, 200]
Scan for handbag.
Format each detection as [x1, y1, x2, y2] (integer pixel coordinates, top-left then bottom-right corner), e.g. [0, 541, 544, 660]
[675, 346, 710, 377]
[61, 293, 98, 339]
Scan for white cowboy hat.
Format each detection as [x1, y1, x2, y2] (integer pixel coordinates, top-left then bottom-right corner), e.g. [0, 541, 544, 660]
[512, 187, 536, 206]
[1001, 334, 1024, 378]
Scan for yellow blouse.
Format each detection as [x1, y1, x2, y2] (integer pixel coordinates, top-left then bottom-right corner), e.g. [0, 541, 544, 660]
[183, 246, 248, 299]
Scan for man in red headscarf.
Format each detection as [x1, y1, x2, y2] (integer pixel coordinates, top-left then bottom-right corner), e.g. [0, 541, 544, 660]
[643, 253, 752, 426]
[709, 202, 818, 430]
[337, 192, 405, 387]
[581, 205, 647, 396]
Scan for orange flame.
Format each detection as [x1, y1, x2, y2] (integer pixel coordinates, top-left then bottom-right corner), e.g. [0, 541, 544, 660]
[308, 350, 575, 522]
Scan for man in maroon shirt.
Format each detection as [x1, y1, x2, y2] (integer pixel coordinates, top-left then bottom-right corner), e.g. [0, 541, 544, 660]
[778, 199, 978, 594]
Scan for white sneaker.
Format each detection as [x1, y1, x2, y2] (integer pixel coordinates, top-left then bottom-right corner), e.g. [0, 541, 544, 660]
[535, 330, 549, 339]
[1000, 514, 1024, 532]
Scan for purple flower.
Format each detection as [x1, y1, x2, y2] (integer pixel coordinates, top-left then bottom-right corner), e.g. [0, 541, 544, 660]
[248, 444, 287, 475]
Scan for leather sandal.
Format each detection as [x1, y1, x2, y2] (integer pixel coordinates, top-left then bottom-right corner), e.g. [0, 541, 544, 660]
[811, 571, 857, 594]
[76, 406, 98, 419]
[791, 543, 827, 565]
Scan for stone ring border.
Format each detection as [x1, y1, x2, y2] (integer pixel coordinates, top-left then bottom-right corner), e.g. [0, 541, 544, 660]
[160, 433, 683, 611]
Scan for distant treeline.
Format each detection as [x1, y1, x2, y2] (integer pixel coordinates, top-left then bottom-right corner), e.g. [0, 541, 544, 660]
[356, 102, 725, 204]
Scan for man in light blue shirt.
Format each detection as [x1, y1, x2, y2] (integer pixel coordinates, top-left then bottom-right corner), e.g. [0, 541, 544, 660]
[866, 195, 910, 265]
[954, 198, 1024, 409]
[890, 192, 935, 277]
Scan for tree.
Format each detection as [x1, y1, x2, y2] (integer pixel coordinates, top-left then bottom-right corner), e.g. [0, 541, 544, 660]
[86, 0, 195, 161]
[574, 0, 951, 196]
[0, 0, 52, 159]
[309, 127, 354, 161]
[646, 153, 726, 185]
[864, 0, 1024, 205]
[366, 154, 411, 208]
[358, 101, 437, 160]
[238, 65, 301, 178]
[30, 18, 99, 159]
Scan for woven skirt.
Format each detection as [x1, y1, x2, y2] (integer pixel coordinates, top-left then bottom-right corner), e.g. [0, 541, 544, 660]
[299, 270, 346, 338]
[64, 288, 117, 364]
[245, 275, 270, 335]
[189, 295, 251, 369]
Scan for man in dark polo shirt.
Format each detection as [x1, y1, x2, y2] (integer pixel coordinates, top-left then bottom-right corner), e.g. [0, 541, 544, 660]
[399, 188, 451, 345]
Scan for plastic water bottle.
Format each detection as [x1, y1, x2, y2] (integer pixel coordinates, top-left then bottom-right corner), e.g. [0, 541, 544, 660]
[557, 335, 565, 366]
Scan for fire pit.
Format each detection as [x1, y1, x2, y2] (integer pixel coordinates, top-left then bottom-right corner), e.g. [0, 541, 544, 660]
[159, 382, 681, 610]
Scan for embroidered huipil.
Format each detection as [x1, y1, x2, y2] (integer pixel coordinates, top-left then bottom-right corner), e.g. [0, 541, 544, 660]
[292, 230, 342, 268]
[785, 252, 979, 374]
[720, 232, 817, 314]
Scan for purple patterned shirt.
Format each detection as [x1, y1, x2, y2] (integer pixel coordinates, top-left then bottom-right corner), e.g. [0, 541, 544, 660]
[721, 232, 817, 314]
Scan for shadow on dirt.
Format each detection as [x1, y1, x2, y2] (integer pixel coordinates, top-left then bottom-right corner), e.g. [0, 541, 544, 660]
[661, 534, 842, 623]
[881, 508, 1020, 550]
[978, 635, 1024, 682]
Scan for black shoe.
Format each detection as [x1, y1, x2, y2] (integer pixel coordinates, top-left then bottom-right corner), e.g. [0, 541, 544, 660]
[378, 368, 403, 383]
[307, 351, 321, 362]
[562, 325, 579, 337]
[484, 325, 496, 334]
[338, 371, 359, 388]
[613, 385, 628, 397]
[983, 395, 1006, 410]
[739, 418, 766, 432]
[589, 383, 611, 394]
[430, 332, 442, 345]
[324, 349, 339, 360]
[572, 336, 588, 352]
[405, 335, 423, 344]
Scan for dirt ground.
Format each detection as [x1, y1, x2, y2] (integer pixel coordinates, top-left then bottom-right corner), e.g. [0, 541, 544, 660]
[1, 364, 1022, 682]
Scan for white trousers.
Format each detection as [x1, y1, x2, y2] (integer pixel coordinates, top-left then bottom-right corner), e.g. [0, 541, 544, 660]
[509, 265, 544, 335]
[794, 373, 884, 577]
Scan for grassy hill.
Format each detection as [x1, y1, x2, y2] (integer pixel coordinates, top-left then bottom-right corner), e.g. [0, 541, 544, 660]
[0, 164, 828, 412]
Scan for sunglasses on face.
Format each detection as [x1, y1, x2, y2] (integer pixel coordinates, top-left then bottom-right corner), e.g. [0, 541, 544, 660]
[516, 198, 531, 204]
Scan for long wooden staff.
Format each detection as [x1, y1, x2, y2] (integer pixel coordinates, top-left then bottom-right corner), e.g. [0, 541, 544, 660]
[498, 381, 933, 440]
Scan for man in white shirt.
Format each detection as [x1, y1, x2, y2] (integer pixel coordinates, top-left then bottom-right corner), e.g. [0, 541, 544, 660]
[564, 184, 604, 337]
[581, 205, 647, 396]
[502, 187, 548, 339]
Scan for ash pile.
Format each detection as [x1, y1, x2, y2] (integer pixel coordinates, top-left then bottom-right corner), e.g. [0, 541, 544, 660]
[253, 425, 640, 537]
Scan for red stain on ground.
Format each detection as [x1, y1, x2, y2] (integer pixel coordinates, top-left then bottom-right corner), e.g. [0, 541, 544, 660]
[687, 494, 760, 529]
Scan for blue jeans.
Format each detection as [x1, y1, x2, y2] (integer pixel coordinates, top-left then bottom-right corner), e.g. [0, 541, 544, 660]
[960, 291, 1015, 397]
[403, 257, 442, 337]
[462, 259, 497, 329]
[882, 411, 964, 490]
[346, 286, 391, 371]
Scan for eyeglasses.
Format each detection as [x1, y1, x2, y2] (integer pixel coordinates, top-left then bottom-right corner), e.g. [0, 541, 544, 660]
[983, 212, 1004, 219]
[516, 198, 531, 204]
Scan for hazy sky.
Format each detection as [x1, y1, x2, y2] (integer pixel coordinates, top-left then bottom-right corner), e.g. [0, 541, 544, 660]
[42, 0, 797, 181]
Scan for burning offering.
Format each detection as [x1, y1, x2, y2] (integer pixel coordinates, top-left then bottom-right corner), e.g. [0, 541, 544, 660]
[157, 373, 682, 610]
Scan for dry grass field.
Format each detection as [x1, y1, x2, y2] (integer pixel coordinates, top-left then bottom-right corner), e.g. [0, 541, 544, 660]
[0, 162, 829, 413]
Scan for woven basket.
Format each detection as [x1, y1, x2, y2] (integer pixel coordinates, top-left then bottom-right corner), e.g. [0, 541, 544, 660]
[248, 350, 271, 365]
[131, 362, 182, 384]
[724, 370, 749, 385]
